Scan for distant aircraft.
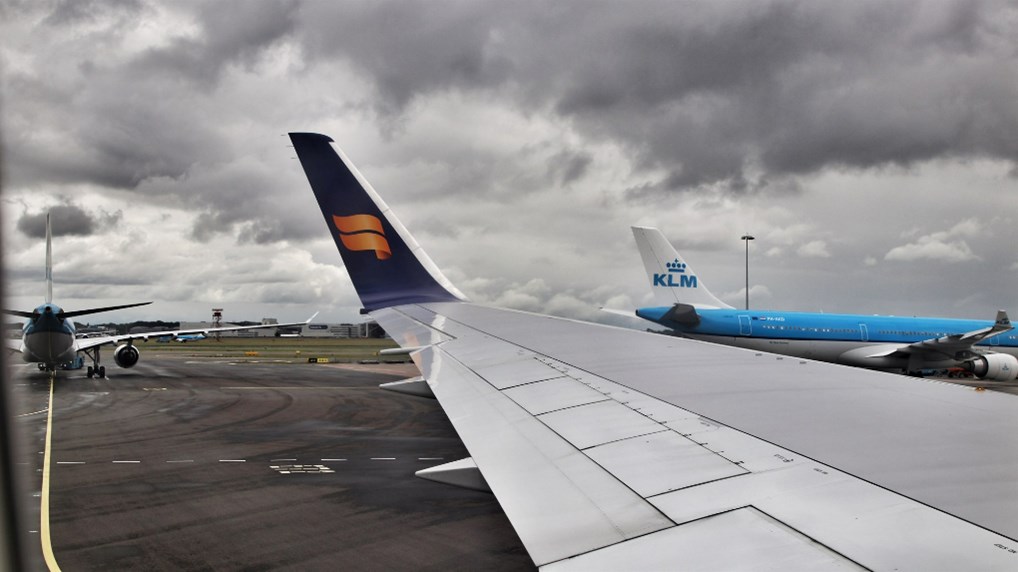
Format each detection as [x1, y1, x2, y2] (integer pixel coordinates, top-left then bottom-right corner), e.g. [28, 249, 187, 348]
[156, 333, 206, 343]
[3, 214, 314, 378]
[631, 226, 1018, 381]
[291, 132, 1018, 570]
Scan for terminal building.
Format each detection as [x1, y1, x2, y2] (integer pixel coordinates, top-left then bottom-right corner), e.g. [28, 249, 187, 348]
[174, 320, 384, 338]
[301, 322, 385, 338]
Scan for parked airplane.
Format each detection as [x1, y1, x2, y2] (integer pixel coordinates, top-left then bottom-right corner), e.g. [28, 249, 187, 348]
[156, 333, 206, 343]
[291, 132, 1018, 570]
[630, 226, 1018, 381]
[3, 214, 315, 378]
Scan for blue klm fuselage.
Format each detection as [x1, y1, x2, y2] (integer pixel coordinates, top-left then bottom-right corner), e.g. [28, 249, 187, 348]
[21, 303, 77, 365]
[636, 306, 1018, 367]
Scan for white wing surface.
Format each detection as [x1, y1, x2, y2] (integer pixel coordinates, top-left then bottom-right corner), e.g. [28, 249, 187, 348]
[377, 302, 1017, 570]
[290, 132, 1018, 570]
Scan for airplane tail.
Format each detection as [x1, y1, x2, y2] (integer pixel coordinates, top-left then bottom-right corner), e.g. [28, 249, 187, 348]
[1, 211, 153, 319]
[45, 212, 53, 304]
[632, 226, 732, 309]
[289, 133, 466, 312]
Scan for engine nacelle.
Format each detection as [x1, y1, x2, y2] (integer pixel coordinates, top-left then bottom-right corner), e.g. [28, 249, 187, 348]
[963, 353, 1018, 381]
[114, 344, 140, 368]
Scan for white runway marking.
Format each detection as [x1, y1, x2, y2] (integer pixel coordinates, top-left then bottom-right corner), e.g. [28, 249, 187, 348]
[166, 460, 194, 463]
[219, 459, 246, 463]
[56, 461, 85, 465]
[18, 408, 48, 417]
[321, 458, 347, 462]
[418, 457, 444, 461]
[371, 457, 396, 461]
[271, 458, 297, 462]
[112, 460, 141, 464]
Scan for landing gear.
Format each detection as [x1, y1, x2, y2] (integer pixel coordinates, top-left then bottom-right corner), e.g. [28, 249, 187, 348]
[83, 347, 106, 378]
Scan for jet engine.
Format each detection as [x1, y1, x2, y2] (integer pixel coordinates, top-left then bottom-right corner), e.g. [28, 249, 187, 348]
[114, 344, 140, 368]
[963, 353, 1018, 381]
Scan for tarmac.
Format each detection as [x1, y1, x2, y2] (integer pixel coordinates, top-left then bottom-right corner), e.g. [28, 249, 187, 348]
[11, 356, 534, 571]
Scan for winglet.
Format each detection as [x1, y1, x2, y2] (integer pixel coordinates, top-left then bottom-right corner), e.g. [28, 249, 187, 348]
[290, 133, 466, 311]
[995, 310, 1010, 330]
[631, 226, 732, 309]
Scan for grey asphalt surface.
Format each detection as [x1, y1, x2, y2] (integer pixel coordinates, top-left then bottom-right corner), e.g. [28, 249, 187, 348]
[12, 357, 533, 571]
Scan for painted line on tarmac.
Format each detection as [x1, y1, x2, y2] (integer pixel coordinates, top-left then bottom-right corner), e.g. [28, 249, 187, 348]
[18, 408, 48, 417]
[40, 378, 62, 571]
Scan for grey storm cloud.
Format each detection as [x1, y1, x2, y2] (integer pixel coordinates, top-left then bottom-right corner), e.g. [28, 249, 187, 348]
[129, 0, 300, 86]
[296, 0, 1018, 192]
[16, 201, 122, 238]
[3, 0, 1017, 250]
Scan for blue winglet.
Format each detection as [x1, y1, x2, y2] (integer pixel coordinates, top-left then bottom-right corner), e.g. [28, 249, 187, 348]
[290, 133, 464, 311]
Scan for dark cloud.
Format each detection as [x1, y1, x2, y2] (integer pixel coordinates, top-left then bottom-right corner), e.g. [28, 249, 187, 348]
[131, 0, 300, 86]
[41, 0, 144, 27]
[547, 149, 593, 187]
[16, 200, 122, 238]
[296, 0, 1018, 192]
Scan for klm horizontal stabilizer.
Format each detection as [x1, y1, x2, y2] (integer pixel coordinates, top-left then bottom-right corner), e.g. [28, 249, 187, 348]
[416, 457, 490, 492]
[662, 303, 701, 327]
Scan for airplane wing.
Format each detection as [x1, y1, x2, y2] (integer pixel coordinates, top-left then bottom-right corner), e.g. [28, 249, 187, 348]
[74, 313, 319, 352]
[291, 132, 1018, 570]
[867, 310, 1013, 360]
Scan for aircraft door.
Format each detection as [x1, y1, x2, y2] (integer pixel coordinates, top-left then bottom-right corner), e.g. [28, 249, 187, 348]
[739, 315, 752, 336]
[859, 324, 869, 342]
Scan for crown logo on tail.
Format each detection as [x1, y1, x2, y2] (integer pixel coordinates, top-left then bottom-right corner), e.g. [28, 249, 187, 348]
[666, 259, 687, 273]
[333, 214, 392, 260]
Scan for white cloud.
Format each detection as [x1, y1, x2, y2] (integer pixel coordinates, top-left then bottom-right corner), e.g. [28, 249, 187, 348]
[797, 240, 831, 258]
[885, 218, 983, 263]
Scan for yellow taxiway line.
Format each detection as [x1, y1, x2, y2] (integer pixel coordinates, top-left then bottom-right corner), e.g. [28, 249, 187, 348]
[40, 377, 61, 571]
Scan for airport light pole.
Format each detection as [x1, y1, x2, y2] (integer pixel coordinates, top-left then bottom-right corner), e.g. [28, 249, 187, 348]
[741, 234, 754, 310]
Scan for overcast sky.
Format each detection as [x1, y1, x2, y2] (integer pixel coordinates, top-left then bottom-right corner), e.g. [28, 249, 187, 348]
[2, 0, 1017, 327]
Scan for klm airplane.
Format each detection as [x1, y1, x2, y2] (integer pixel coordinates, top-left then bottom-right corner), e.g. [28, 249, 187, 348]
[632, 226, 1018, 381]
[4, 214, 314, 378]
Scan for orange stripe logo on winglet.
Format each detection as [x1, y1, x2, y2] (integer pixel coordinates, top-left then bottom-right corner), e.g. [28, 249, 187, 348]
[333, 214, 392, 260]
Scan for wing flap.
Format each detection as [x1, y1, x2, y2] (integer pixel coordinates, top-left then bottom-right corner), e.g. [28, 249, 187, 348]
[413, 343, 673, 566]
[544, 507, 867, 572]
[538, 400, 668, 450]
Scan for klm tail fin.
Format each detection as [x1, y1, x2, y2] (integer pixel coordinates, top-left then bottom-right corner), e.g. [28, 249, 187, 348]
[289, 133, 466, 312]
[45, 212, 53, 304]
[632, 226, 732, 309]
